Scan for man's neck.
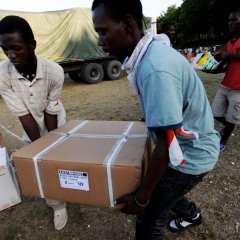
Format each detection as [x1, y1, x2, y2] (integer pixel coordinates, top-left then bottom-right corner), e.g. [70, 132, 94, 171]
[231, 34, 240, 43]
[17, 56, 37, 81]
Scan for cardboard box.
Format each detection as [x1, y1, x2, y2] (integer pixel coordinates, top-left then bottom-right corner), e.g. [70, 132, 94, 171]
[13, 120, 151, 207]
[0, 147, 21, 211]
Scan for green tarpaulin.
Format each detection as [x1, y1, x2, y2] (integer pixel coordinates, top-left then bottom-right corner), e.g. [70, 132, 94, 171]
[0, 8, 106, 62]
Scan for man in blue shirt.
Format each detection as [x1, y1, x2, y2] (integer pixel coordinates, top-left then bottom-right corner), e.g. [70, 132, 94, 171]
[92, 0, 220, 239]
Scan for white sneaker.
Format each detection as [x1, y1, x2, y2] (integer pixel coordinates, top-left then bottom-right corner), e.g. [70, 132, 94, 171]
[167, 212, 202, 232]
[54, 207, 68, 230]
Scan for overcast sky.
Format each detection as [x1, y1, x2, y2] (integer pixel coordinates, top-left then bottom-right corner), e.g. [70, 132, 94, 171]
[0, 0, 183, 17]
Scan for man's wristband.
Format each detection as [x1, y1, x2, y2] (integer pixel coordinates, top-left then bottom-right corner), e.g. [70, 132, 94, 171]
[133, 193, 149, 207]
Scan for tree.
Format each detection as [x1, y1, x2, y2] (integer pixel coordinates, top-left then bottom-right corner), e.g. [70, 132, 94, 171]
[157, 0, 239, 48]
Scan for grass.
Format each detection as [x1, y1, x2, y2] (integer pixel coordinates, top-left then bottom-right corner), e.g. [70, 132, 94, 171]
[0, 70, 239, 240]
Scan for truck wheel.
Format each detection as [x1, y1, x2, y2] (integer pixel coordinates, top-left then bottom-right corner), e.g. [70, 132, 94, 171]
[68, 71, 82, 82]
[81, 63, 104, 84]
[103, 60, 123, 80]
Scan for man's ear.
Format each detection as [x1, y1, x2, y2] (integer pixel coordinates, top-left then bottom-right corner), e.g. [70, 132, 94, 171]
[29, 40, 36, 50]
[122, 14, 135, 34]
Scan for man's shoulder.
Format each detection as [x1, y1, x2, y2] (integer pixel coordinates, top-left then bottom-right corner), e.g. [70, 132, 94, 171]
[144, 40, 186, 67]
[156, 33, 171, 46]
[0, 59, 11, 69]
[0, 60, 13, 79]
[148, 40, 176, 57]
[37, 56, 63, 73]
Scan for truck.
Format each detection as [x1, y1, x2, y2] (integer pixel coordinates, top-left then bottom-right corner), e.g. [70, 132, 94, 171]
[0, 8, 123, 84]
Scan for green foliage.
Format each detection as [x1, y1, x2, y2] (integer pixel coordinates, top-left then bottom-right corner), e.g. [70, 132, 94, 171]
[143, 16, 152, 30]
[157, 5, 179, 33]
[156, 0, 238, 48]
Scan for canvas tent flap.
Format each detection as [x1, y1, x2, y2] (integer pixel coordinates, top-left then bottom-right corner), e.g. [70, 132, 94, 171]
[0, 8, 106, 62]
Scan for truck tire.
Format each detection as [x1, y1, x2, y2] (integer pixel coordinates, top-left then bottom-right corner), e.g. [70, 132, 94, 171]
[81, 63, 104, 84]
[68, 71, 82, 82]
[103, 60, 123, 80]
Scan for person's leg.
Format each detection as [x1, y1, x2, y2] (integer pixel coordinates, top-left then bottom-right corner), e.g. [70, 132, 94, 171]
[46, 199, 68, 230]
[23, 141, 68, 230]
[171, 197, 199, 219]
[167, 197, 202, 232]
[221, 122, 235, 144]
[211, 85, 231, 151]
[215, 117, 235, 146]
[214, 116, 226, 126]
[135, 168, 206, 240]
[167, 173, 207, 233]
[211, 85, 228, 125]
[221, 89, 240, 146]
[46, 199, 66, 210]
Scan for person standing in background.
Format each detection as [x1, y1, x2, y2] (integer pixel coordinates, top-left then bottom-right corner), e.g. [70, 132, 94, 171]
[203, 8, 240, 152]
[158, 22, 175, 46]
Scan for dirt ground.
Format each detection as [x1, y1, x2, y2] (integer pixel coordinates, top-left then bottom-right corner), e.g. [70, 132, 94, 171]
[0, 71, 239, 240]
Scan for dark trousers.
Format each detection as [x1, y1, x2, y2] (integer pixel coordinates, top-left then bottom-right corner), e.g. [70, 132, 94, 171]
[136, 167, 207, 240]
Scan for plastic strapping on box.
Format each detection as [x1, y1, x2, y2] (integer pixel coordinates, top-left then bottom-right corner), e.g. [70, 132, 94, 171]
[67, 121, 89, 135]
[32, 120, 89, 198]
[103, 122, 134, 207]
[70, 133, 148, 138]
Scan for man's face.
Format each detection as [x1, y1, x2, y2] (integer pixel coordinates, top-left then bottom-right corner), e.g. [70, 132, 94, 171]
[92, 4, 134, 60]
[166, 26, 175, 40]
[0, 32, 35, 72]
[229, 12, 240, 34]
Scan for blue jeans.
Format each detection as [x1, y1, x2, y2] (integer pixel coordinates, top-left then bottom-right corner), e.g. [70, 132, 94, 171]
[136, 167, 207, 240]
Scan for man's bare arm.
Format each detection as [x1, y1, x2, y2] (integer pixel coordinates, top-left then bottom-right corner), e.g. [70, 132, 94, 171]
[44, 112, 58, 132]
[19, 114, 41, 141]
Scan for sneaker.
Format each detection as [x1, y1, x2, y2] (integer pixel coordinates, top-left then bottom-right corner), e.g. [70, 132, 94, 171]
[219, 128, 225, 137]
[54, 207, 68, 230]
[220, 143, 226, 152]
[167, 212, 202, 232]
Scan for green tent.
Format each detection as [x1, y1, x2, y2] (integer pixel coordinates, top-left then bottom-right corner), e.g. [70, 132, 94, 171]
[0, 8, 106, 62]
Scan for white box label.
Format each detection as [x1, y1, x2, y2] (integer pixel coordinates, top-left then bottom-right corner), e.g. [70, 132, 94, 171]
[58, 169, 89, 191]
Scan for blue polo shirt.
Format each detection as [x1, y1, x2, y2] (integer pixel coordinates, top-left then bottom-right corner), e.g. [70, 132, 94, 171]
[137, 41, 220, 175]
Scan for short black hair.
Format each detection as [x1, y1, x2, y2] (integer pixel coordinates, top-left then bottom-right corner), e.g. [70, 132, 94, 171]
[0, 15, 34, 43]
[162, 22, 175, 32]
[92, 0, 143, 30]
[231, 8, 240, 15]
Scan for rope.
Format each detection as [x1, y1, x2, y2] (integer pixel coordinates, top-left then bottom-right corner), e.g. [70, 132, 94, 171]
[0, 123, 24, 142]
